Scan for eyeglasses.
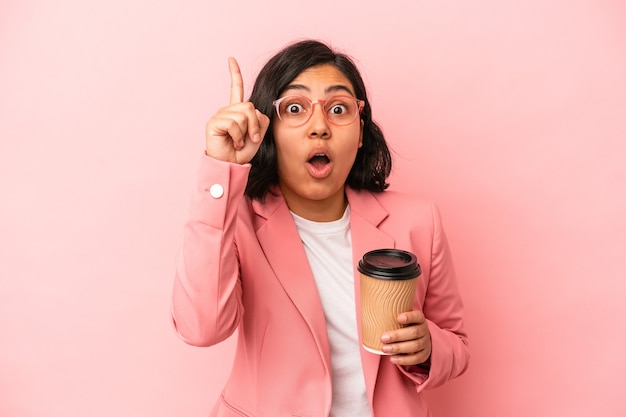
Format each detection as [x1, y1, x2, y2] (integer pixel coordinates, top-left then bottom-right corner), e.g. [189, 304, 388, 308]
[272, 95, 364, 127]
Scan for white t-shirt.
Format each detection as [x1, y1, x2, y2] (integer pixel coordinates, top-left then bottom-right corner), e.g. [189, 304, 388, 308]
[291, 206, 372, 417]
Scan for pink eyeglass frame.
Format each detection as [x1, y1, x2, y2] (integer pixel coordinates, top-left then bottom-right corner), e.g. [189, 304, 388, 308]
[272, 94, 365, 127]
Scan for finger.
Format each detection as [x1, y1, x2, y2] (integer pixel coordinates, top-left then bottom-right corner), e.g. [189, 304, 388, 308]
[389, 349, 431, 366]
[397, 310, 426, 325]
[206, 114, 246, 149]
[382, 325, 427, 346]
[224, 103, 262, 144]
[249, 109, 270, 144]
[381, 322, 428, 344]
[228, 57, 244, 105]
[382, 335, 429, 355]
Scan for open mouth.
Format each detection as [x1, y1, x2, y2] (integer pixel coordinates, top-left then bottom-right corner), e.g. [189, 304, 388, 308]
[306, 152, 333, 178]
[308, 153, 331, 169]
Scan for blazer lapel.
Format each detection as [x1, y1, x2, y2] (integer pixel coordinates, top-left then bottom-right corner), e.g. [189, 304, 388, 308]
[250, 187, 395, 401]
[346, 188, 396, 402]
[251, 191, 332, 371]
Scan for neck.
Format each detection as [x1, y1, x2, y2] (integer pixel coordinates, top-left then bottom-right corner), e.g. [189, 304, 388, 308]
[281, 187, 348, 222]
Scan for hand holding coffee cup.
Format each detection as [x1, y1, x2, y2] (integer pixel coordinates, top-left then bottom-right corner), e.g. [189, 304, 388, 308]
[358, 249, 422, 355]
[380, 309, 432, 367]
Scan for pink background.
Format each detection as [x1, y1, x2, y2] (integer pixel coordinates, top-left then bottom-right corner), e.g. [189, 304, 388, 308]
[1, 0, 625, 416]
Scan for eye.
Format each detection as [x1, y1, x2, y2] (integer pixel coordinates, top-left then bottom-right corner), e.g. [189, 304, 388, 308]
[286, 103, 304, 114]
[329, 103, 348, 115]
[326, 97, 353, 116]
[280, 98, 308, 115]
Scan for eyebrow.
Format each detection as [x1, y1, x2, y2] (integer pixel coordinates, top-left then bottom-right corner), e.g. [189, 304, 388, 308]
[283, 83, 355, 96]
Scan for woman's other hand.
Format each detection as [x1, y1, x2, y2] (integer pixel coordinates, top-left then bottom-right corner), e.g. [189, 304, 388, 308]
[380, 310, 432, 367]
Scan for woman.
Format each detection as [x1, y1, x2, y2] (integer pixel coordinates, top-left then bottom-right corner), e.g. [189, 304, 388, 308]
[172, 39, 469, 417]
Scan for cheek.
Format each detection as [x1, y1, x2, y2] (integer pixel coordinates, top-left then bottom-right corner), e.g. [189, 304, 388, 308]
[343, 128, 364, 154]
[336, 141, 361, 170]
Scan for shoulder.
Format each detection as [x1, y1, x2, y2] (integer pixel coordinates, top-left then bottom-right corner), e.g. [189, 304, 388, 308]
[373, 189, 433, 208]
[358, 188, 437, 216]
[347, 187, 441, 230]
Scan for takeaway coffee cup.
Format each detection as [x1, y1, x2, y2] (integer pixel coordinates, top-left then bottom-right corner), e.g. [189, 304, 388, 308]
[358, 249, 421, 354]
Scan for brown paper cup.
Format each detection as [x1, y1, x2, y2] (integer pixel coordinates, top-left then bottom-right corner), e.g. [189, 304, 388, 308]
[358, 249, 421, 355]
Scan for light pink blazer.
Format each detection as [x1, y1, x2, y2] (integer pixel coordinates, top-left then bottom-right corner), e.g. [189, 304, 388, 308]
[172, 156, 469, 417]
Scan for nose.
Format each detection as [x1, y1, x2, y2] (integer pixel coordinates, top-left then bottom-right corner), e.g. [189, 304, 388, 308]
[307, 102, 330, 139]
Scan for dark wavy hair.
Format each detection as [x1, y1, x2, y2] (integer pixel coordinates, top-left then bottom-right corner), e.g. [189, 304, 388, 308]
[246, 39, 391, 201]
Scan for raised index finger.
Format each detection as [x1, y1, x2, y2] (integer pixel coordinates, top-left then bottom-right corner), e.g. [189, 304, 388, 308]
[228, 57, 244, 105]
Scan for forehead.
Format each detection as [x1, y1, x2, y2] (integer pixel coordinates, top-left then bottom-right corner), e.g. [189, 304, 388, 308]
[287, 64, 355, 95]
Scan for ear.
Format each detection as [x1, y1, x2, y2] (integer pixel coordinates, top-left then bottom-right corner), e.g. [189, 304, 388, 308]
[358, 119, 364, 148]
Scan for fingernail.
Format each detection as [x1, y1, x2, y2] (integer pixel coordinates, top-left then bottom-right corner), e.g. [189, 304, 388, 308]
[253, 133, 261, 142]
[381, 334, 391, 343]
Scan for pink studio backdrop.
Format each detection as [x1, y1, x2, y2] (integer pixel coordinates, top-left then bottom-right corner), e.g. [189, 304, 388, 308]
[1, 0, 625, 416]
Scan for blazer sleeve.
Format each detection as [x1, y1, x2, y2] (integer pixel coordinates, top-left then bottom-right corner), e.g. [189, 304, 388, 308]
[171, 155, 251, 347]
[400, 203, 470, 391]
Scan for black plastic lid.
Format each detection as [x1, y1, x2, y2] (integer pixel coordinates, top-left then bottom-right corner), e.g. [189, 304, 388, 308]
[357, 249, 421, 280]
